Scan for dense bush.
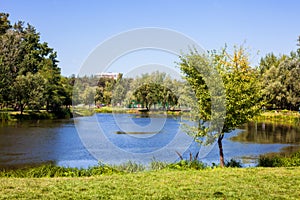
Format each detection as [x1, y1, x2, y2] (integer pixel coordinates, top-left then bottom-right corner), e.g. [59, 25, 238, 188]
[258, 151, 300, 167]
[225, 159, 242, 168]
[166, 160, 207, 170]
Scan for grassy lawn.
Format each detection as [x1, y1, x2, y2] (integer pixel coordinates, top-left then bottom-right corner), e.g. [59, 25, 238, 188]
[0, 167, 299, 199]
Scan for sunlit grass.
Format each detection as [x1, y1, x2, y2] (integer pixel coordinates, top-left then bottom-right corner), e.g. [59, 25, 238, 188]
[254, 110, 300, 125]
[0, 167, 299, 199]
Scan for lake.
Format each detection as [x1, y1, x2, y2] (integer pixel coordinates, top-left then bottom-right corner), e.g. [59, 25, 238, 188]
[0, 113, 299, 168]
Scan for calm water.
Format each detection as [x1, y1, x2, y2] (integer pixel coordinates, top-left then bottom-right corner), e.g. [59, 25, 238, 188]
[0, 113, 299, 168]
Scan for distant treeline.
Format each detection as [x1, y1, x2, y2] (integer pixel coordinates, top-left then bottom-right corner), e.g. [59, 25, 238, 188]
[1, 13, 300, 114]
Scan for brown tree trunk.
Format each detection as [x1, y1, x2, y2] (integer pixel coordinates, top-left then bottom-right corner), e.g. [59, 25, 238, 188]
[20, 103, 24, 115]
[218, 134, 225, 167]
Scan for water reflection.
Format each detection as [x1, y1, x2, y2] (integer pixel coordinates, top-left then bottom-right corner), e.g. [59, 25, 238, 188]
[0, 119, 95, 169]
[231, 122, 300, 144]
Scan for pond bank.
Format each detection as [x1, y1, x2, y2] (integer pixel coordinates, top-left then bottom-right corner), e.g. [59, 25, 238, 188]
[1, 112, 299, 169]
[0, 109, 72, 122]
[254, 110, 300, 125]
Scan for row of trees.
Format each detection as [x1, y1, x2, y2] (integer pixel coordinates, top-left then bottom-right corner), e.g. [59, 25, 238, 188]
[75, 40, 300, 113]
[74, 71, 185, 111]
[1, 12, 299, 115]
[0, 13, 73, 114]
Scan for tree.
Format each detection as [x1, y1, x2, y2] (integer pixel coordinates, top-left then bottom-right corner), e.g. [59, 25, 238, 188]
[94, 77, 116, 106]
[260, 49, 300, 110]
[0, 13, 11, 35]
[0, 13, 64, 113]
[0, 22, 23, 105]
[59, 76, 73, 108]
[133, 82, 178, 111]
[179, 46, 262, 167]
[133, 83, 156, 110]
[13, 72, 45, 114]
[83, 86, 96, 107]
[259, 53, 285, 75]
[297, 35, 300, 57]
[275, 58, 300, 110]
[111, 77, 132, 106]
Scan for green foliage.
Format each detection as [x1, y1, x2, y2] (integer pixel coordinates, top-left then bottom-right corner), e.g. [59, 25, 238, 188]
[94, 106, 113, 113]
[0, 109, 72, 121]
[260, 38, 300, 111]
[13, 72, 45, 113]
[0, 13, 72, 116]
[179, 46, 263, 166]
[0, 13, 11, 34]
[167, 160, 207, 170]
[225, 159, 242, 168]
[0, 112, 11, 121]
[0, 164, 118, 178]
[133, 82, 178, 110]
[72, 107, 94, 117]
[82, 86, 96, 106]
[112, 161, 146, 173]
[258, 151, 300, 167]
[150, 160, 169, 170]
[255, 111, 300, 125]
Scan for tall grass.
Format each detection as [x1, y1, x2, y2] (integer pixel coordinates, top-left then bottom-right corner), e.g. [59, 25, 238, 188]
[1, 151, 285, 178]
[0, 164, 119, 178]
[0, 160, 208, 178]
[0, 112, 11, 122]
[113, 161, 146, 173]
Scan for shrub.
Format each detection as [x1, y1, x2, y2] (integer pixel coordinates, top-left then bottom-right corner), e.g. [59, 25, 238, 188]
[150, 160, 168, 170]
[113, 161, 145, 173]
[0, 112, 11, 121]
[167, 160, 207, 170]
[258, 151, 300, 167]
[225, 159, 242, 168]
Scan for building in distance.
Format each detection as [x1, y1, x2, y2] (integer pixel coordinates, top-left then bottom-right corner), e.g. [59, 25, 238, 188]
[96, 72, 121, 80]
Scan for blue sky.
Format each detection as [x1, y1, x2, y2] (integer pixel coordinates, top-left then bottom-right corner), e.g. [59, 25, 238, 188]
[1, 0, 300, 76]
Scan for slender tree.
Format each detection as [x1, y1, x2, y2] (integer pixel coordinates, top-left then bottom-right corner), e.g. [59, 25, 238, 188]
[179, 46, 262, 167]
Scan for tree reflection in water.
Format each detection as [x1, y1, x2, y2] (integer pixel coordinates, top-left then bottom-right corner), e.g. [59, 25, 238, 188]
[231, 122, 300, 145]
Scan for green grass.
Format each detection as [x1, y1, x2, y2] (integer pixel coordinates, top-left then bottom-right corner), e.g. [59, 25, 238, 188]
[0, 167, 299, 199]
[254, 110, 300, 125]
[0, 164, 119, 178]
[0, 160, 209, 177]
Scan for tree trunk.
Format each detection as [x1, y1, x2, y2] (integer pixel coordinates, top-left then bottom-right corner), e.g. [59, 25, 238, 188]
[46, 100, 49, 112]
[20, 103, 24, 115]
[218, 134, 225, 167]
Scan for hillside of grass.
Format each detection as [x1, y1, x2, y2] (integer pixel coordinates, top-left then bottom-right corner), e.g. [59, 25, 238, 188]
[1, 167, 299, 199]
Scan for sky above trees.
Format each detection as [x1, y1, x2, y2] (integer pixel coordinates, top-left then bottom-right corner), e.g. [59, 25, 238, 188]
[1, 0, 300, 76]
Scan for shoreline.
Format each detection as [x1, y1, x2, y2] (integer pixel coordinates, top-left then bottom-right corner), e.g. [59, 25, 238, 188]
[1, 108, 300, 126]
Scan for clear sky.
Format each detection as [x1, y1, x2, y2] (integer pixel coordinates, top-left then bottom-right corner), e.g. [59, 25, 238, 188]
[1, 0, 300, 76]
